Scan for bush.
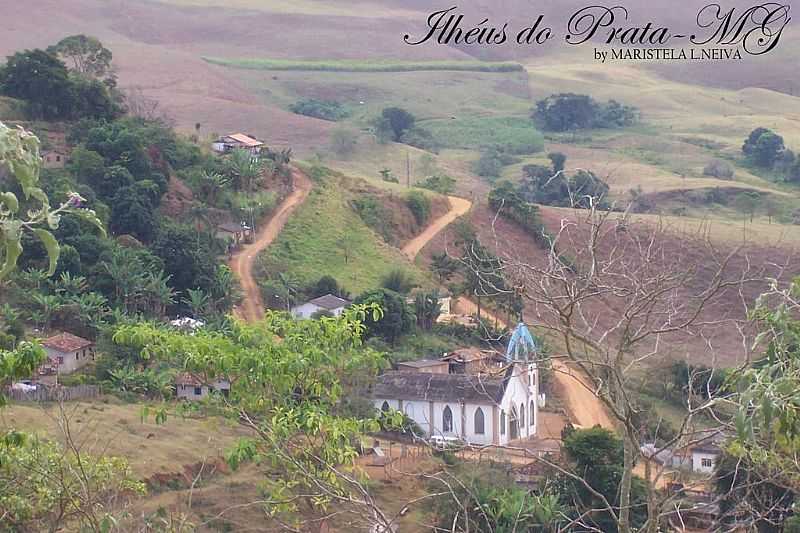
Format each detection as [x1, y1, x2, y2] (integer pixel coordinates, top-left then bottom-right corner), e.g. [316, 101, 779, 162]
[406, 191, 431, 225]
[289, 98, 349, 121]
[703, 159, 735, 179]
[418, 174, 456, 195]
[534, 93, 638, 132]
[400, 126, 439, 152]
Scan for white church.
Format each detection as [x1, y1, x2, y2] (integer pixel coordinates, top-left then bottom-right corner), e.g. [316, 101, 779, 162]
[371, 324, 540, 446]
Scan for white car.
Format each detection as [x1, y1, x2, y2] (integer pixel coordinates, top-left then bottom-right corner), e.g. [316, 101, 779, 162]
[429, 435, 464, 450]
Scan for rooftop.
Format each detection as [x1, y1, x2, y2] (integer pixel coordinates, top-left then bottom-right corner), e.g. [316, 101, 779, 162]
[372, 366, 514, 404]
[225, 133, 263, 147]
[397, 359, 449, 368]
[307, 293, 351, 310]
[41, 332, 93, 353]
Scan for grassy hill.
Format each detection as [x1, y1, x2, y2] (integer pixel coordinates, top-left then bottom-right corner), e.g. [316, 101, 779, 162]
[256, 168, 432, 295]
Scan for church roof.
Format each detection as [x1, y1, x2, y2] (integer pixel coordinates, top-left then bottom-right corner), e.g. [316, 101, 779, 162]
[372, 366, 514, 405]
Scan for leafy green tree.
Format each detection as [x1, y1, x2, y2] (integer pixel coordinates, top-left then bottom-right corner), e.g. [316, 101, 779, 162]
[354, 288, 415, 344]
[47, 35, 113, 80]
[548, 152, 567, 173]
[113, 309, 394, 528]
[743, 128, 786, 168]
[562, 427, 648, 531]
[109, 186, 156, 241]
[414, 290, 441, 330]
[418, 173, 456, 194]
[534, 93, 598, 132]
[377, 107, 415, 142]
[381, 268, 416, 294]
[0, 50, 74, 119]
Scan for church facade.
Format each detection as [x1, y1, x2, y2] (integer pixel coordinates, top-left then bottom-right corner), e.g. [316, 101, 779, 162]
[371, 362, 538, 446]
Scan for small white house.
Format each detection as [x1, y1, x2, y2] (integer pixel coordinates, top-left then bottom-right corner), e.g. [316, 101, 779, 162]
[691, 442, 721, 474]
[371, 362, 538, 446]
[212, 133, 264, 155]
[175, 373, 231, 401]
[41, 332, 95, 374]
[291, 294, 351, 320]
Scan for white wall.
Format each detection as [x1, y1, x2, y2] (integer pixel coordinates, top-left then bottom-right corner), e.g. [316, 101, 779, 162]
[498, 364, 537, 445]
[692, 451, 718, 473]
[292, 303, 345, 319]
[403, 400, 432, 436]
[176, 380, 230, 401]
[45, 347, 93, 374]
[463, 403, 495, 445]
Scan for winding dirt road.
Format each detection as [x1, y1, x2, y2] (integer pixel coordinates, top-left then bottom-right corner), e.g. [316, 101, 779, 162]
[402, 196, 472, 259]
[230, 168, 312, 322]
[402, 196, 614, 431]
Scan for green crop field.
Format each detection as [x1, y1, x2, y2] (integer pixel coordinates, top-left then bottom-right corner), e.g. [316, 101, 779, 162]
[204, 57, 524, 73]
[422, 115, 545, 154]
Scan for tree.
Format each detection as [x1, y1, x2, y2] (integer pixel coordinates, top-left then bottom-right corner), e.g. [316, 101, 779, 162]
[378, 107, 415, 142]
[112, 309, 398, 531]
[430, 252, 458, 282]
[47, 35, 113, 80]
[0, 50, 74, 119]
[110, 186, 156, 242]
[406, 191, 431, 225]
[381, 269, 416, 294]
[480, 203, 759, 532]
[743, 128, 785, 168]
[354, 288, 415, 344]
[548, 152, 567, 173]
[734, 191, 760, 222]
[226, 148, 264, 192]
[414, 290, 441, 330]
[534, 93, 598, 132]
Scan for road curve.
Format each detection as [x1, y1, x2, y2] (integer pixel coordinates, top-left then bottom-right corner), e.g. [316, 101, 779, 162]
[230, 168, 312, 322]
[401, 196, 472, 260]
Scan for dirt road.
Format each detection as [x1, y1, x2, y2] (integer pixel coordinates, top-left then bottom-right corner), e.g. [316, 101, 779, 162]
[230, 168, 312, 322]
[401, 196, 472, 259]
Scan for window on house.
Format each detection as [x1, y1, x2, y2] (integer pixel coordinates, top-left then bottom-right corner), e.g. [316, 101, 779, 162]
[701, 458, 713, 468]
[443, 406, 453, 433]
[56, 155, 61, 162]
[474, 407, 485, 435]
[57, 356, 64, 365]
[381, 401, 390, 412]
[194, 387, 202, 396]
[500, 410, 506, 435]
[519, 403, 525, 428]
[530, 400, 535, 426]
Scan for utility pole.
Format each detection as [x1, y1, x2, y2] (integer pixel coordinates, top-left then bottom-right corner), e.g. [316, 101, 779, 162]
[406, 151, 411, 188]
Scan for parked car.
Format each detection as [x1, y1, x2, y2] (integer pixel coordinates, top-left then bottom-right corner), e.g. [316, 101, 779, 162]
[429, 435, 464, 450]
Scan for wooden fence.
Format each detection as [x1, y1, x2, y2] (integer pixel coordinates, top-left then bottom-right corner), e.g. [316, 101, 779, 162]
[5, 384, 101, 403]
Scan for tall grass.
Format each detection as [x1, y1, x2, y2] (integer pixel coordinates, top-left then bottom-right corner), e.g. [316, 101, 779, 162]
[203, 57, 524, 73]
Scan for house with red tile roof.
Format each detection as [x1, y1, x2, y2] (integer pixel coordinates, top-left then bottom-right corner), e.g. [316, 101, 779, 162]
[41, 332, 95, 374]
[212, 133, 265, 155]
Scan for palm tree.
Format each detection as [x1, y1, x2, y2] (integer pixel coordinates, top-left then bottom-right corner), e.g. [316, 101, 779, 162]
[199, 171, 231, 204]
[17, 268, 48, 291]
[102, 250, 147, 313]
[30, 294, 63, 332]
[227, 148, 264, 192]
[183, 288, 210, 319]
[53, 272, 89, 297]
[143, 272, 175, 318]
[74, 293, 110, 331]
[213, 265, 241, 312]
[276, 273, 300, 311]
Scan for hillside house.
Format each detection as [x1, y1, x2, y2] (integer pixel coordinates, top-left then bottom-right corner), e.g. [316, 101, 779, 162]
[175, 373, 230, 400]
[41, 332, 95, 374]
[291, 294, 351, 319]
[442, 348, 506, 374]
[216, 221, 252, 246]
[691, 441, 722, 474]
[41, 149, 69, 169]
[212, 133, 264, 156]
[372, 362, 538, 446]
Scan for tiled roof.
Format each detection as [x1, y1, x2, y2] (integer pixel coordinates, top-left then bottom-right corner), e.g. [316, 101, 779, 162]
[226, 133, 263, 147]
[307, 294, 351, 310]
[41, 332, 93, 353]
[372, 366, 514, 404]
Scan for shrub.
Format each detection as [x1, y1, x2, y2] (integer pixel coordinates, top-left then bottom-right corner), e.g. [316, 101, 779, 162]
[406, 191, 431, 225]
[289, 98, 349, 121]
[418, 174, 456, 195]
[703, 159, 735, 179]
